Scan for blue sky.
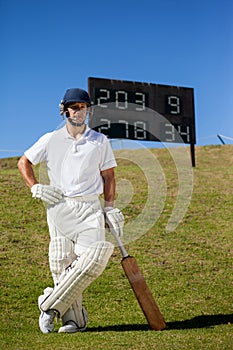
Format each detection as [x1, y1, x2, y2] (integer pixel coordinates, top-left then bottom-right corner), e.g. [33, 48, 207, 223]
[1, 0, 232, 158]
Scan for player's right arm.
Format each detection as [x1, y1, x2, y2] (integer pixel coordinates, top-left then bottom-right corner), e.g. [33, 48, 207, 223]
[17, 132, 63, 205]
[18, 155, 38, 189]
[18, 154, 63, 205]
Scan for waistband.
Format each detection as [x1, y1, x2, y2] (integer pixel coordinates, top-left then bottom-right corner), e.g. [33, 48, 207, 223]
[63, 194, 99, 202]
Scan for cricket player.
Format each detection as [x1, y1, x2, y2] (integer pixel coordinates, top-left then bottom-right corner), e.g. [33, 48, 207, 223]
[18, 88, 124, 334]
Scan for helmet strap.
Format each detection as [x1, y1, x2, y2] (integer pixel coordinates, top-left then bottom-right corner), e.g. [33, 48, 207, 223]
[67, 117, 85, 127]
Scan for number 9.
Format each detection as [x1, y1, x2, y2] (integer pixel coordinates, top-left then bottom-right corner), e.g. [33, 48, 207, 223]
[167, 96, 180, 114]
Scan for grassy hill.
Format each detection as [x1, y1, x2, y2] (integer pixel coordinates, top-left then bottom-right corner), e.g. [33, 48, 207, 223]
[0, 145, 232, 350]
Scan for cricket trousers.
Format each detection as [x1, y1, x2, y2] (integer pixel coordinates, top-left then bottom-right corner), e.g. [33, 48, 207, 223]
[46, 195, 105, 326]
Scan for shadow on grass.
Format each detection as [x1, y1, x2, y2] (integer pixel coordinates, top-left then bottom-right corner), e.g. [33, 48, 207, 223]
[87, 313, 233, 332]
[167, 313, 233, 330]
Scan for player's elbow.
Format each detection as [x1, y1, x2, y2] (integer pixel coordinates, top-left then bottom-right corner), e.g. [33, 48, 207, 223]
[18, 155, 30, 172]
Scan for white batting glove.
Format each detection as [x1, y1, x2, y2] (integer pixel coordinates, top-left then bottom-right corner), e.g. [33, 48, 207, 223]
[31, 184, 63, 205]
[104, 207, 124, 237]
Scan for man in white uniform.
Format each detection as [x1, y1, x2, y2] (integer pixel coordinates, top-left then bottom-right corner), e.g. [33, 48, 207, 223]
[18, 88, 124, 334]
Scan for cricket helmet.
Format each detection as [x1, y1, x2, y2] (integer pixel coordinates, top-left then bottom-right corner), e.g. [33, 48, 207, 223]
[59, 88, 91, 115]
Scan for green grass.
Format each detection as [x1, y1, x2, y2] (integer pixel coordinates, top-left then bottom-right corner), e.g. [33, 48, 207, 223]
[0, 145, 232, 349]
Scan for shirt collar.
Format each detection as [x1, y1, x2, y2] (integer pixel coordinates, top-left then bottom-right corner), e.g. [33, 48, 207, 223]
[62, 124, 91, 140]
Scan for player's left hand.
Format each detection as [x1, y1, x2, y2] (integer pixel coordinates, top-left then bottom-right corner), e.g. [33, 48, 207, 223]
[104, 207, 124, 237]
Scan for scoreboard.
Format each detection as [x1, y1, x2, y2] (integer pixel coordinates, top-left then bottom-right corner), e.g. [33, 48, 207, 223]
[88, 77, 196, 165]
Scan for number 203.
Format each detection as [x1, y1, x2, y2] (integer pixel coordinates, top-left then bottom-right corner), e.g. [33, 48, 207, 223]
[97, 89, 146, 111]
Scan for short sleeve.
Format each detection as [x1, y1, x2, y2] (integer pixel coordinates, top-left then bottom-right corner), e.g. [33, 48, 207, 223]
[99, 138, 117, 171]
[24, 132, 52, 165]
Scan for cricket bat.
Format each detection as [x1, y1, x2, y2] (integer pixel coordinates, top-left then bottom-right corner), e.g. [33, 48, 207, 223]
[112, 230, 166, 331]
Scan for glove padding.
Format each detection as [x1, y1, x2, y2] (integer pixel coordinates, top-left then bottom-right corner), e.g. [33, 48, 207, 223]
[31, 184, 63, 205]
[104, 207, 124, 237]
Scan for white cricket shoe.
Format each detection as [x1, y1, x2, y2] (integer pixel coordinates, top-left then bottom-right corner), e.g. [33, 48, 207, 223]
[38, 287, 56, 334]
[58, 307, 88, 333]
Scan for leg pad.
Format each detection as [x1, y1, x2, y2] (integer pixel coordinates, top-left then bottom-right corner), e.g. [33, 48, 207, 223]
[40, 241, 114, 317]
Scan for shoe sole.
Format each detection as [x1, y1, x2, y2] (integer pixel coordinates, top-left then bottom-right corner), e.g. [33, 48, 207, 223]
[58, 325, 86, 333]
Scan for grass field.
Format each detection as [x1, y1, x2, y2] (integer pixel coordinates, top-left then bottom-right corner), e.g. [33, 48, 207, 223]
[0, 145, 232, 349]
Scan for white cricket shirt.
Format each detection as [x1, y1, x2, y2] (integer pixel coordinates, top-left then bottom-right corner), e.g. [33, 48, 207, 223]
[24, 125, 117, 197]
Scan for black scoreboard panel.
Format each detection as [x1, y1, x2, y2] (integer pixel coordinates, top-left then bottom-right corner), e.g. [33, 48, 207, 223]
[88, 77, 196, 145]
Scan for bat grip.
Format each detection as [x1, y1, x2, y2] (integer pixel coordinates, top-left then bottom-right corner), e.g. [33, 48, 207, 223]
[118, 241, 129, 259]
[111, 228, 129, 258]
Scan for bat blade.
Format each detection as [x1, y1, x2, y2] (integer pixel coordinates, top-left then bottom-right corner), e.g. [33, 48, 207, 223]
[121, 256, 166, 331]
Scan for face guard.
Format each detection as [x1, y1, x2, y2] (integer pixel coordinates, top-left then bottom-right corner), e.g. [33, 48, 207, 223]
[66, 106, 88, 127]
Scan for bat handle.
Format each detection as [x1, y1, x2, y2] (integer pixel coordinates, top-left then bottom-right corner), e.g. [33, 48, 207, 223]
[118, 241, 129, 259]
[111, 228, 129, 258]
